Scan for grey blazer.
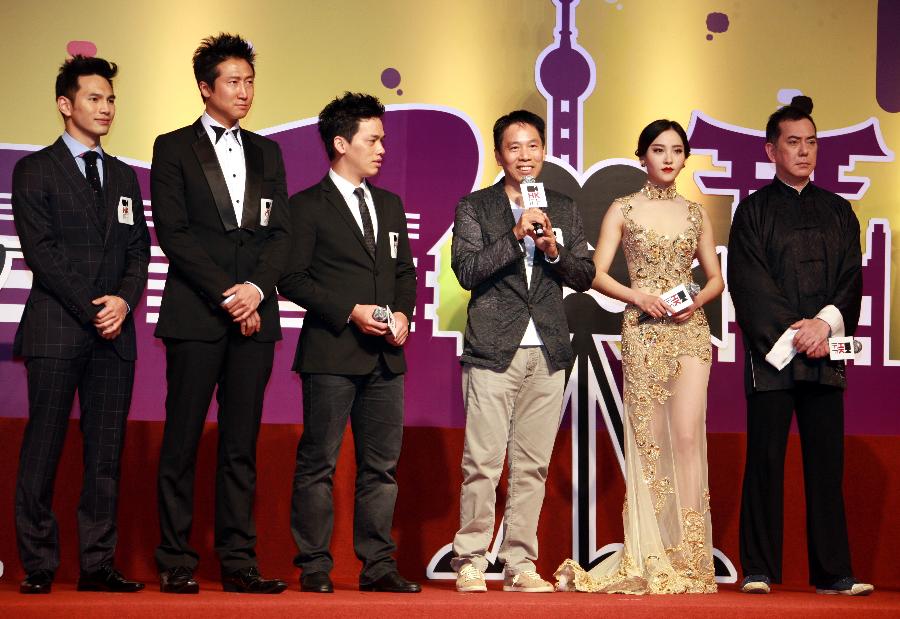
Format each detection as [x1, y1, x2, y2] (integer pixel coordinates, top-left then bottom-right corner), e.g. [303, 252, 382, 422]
[451, 180, 594, 372]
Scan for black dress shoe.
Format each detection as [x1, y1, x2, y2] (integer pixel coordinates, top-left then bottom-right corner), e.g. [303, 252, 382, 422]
[77, 564, 145, 592]
[221, 566, 287, 594]
[359, 571, 421, 593]
[160, 566, 200, 594]
[20, 570, 53, 594]
[300, 571, 334, 593]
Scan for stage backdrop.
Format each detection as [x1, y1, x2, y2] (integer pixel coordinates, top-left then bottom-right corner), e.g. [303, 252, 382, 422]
[0, 0, 898, 588]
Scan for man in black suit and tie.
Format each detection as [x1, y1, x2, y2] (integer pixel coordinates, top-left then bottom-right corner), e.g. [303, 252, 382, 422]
[151, 33, 289, 594]
[278, 92, 419, 594]
[12, 55, 150, 594]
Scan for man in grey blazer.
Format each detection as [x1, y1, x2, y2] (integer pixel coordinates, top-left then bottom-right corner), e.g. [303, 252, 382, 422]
[450, 110, 594, 592]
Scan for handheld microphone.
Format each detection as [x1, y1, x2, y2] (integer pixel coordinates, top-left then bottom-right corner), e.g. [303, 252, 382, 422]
[520, 175, 548, 236]
[637, 283, 701, 323]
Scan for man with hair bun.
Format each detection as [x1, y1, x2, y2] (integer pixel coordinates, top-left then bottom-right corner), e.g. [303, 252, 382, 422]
[12, 54, 150, 594]
[151, 33, 290, 594]
[728, 96, 873, 596]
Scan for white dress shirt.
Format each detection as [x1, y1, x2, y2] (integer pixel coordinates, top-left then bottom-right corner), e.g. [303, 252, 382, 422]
[202, 112, 246, 226]
[329, 168, 379, 239]
[62, 131, 105, 185]
[201, 113, 263, 302]
[510, 201, 544, 347]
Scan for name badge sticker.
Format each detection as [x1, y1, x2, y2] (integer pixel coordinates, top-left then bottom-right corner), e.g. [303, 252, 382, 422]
[260, 199, 273, 226]
[389, 232, 399, 259]
[118, 196, 134, 225]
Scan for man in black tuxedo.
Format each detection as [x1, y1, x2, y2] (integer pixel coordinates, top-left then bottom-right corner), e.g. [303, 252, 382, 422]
[278, 92, 419, 594]
[151, 33, 289, 594]
[12, 56, 149, 594]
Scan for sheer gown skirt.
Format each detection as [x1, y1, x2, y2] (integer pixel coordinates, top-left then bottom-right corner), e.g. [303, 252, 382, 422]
[556, 307, 717, 593]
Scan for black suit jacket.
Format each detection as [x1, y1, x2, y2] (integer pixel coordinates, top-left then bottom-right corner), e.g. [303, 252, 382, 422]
[12, 138, 150, 360]
[151, 119, 290, 342]
[451, 180, 595, 372]
[278, 175, 417, 375]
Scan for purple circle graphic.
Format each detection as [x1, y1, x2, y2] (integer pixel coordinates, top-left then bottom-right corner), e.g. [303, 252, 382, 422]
[381, 68, 401, 89]
[706, 12, 729, 34]
[67, 40, 97, 58]
[397, 89, 403, 96]
[706, 34, 713, 41]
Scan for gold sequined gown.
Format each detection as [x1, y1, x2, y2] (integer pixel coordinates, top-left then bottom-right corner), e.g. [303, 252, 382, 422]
[556, 192, 717, 594]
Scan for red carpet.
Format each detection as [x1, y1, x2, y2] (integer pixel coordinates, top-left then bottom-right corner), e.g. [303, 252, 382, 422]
[1, 581, 898, 618]
[1, 418, 898, 611]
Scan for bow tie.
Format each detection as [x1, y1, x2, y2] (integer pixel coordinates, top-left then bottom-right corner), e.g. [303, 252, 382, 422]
[211, 125, 240, 144]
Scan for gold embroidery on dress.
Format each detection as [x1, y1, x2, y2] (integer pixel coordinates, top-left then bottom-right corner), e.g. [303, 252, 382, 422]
[553, 191, 717, 594]
[619, 195, 711, 514]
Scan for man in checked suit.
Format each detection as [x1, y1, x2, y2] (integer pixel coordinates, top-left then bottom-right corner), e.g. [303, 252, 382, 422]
[278, 92, 419, 594]
[12, 56, 150, 594]
[151, 34, 289, 594]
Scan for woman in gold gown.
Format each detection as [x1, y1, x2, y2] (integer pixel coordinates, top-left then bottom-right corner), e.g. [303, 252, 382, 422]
[556, 120, 724, 594]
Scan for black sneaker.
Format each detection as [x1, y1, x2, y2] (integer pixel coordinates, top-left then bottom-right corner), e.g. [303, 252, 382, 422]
[740, 574, 771, 594]
[816, 576, 874, 596]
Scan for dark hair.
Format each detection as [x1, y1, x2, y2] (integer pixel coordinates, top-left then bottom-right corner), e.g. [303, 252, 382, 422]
[635, 119, 690, 158]
[765, 95, 816, 143]
[317, 92, 385, 160]
[492, 110, 546, 151]
[55, 55, 117, 101]
[192, 33, 255, 99]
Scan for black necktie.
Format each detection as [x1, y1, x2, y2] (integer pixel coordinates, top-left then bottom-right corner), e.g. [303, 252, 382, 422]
[354, 187, 376, 256]
[82, 151, 102, 195]
[211, 125, 240, 144]
[82, 151, 105, 220]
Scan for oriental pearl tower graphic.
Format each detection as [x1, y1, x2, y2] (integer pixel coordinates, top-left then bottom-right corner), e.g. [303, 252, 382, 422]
[535, 0, 595, 172]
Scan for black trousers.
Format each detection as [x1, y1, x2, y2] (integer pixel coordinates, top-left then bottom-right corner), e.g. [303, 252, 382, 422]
[291, 360, 404, 584]
[739, 381, 852, 585]
[155, 333, 274, 573]
[15, 344, 134, 574]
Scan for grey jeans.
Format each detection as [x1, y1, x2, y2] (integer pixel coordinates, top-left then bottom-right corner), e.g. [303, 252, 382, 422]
[451, 346, 564, 575]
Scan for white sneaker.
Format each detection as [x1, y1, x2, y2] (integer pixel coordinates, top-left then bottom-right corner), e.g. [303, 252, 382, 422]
[503, 570, 554, 593]
[456, 564, 487, 593]
[816, 577, 874, 596]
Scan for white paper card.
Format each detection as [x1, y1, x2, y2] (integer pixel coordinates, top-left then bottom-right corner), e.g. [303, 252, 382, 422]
[117, 196, 134, 225]
[765, 328, 799, 370]
[385, 304, 399, 338]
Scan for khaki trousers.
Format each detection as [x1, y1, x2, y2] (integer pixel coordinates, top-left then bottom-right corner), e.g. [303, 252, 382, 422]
[450, 346, 564, 575]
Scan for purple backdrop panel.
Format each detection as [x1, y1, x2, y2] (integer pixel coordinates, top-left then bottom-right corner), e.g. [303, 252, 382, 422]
[0, 107, 481, 427]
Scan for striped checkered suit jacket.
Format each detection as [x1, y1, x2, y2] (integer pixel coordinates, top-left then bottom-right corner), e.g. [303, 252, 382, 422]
[11, 137, 150, 360]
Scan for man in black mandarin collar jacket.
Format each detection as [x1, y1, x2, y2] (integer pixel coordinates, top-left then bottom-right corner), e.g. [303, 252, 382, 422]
[728, 98, 871, 596]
